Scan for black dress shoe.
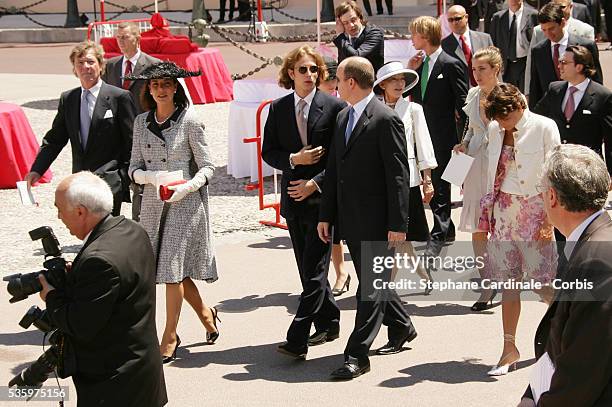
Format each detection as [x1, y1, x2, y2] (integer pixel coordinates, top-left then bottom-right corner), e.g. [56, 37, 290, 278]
[277, 342, 307, 360]
[307, 329, 340, 346]
[375, 330, 417, 355]
[330, 361, 370, 380]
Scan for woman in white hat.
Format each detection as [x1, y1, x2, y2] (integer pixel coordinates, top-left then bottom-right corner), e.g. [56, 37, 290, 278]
[373, 61, 437, 287]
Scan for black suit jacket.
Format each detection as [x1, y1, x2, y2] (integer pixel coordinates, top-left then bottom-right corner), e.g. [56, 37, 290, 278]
[529, 35, 603, 108]
[410, 50, 468, 153]
[262, 90, 346, 220]
[46, 216, 167, 407]
[102, 52, 161, 114]
[319, 97, 410, 242]
[489, 6, 538, 65]
[31, 82, 136, 201]
[522, 212, 612, 406]
[534, 80, 612, 175]
[333, 24, 385, 73]
[572, 2, 593, 25]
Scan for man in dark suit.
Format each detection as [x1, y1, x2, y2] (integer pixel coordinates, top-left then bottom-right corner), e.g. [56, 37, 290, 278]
[454, 0, 480, 30]
[529, 2, 602, 108]
[262, 45, 345, 359]
[571, 0, 593, 24]
[482, 0, 505, 34]
[102, 22, 159, 221]
[38, 172, 167, 407]
[489, 0, 538, 92]
[518, 144, 612, 407]
[318, 56, 416, 380]
[26, 41, 136, 216]
[333, 1, 385, 73]
[534, 45, 612, 175]
[409, 16, 468, 255]
[442, 5, 494, 87]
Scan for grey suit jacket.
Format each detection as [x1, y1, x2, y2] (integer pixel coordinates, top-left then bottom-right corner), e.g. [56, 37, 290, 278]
[572, 2, 592, 25]
[102, 51, 160, 114]
[441, 30, 494, 85]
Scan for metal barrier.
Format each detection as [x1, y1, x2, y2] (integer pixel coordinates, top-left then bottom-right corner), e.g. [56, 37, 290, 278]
[87, 18, 152, 42]
[242, 100, 287, 230]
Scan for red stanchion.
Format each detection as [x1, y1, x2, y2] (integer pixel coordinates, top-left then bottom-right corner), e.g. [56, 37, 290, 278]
[100, 0, 106, 22]
[243, 100, 287, 230]
[257, 0, 263, 22]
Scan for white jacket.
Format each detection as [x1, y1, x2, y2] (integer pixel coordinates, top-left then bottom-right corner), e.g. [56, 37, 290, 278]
[485, 109, 560, 198]
[394, 97, 438, 187]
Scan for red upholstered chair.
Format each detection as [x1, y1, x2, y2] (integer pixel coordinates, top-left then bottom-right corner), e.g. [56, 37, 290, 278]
[100, 37, 120, 54]
[158, 37, 192, 54]
[140, 37, 160, 54]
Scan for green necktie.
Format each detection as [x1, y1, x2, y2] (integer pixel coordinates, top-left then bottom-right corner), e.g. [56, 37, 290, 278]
[420, 55, 430, 100]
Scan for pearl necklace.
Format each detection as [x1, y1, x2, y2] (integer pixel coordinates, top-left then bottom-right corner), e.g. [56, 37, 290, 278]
[154, 108, 176, 125]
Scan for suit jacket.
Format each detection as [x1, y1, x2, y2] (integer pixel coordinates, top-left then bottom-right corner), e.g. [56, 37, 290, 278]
[31, 82, 136, 201]
[410, 49, 469, 153]
[46, 216, 167, 407]
[534, 80, 612, 175]
[482, 0, 505, 34]
[102, 51, 161, 114]
[572, 2, 593, 25]
[528, 35, 602, 108]
[441, 30, 494, 84]
[333, 24, 385, 73]
[319, 96, 411, 242]
[522, 212, 612, 406]
[489, 6, 538, 65]
[262, 90, 346, 220]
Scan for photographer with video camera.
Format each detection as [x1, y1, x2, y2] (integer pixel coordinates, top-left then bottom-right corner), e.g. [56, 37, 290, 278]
[37, 171, 167, 407]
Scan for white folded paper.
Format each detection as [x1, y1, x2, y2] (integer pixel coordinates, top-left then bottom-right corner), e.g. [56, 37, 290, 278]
[441, 152, 474, 186]
[529, 351, 556, 404]
[16, 181, 36, 206]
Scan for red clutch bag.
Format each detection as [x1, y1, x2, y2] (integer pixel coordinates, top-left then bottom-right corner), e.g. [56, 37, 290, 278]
[159, 180, 187, 201]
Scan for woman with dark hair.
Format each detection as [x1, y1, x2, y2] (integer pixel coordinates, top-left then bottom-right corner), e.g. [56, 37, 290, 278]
[126, 61, 220, 363]
[480, 83, 560, 376]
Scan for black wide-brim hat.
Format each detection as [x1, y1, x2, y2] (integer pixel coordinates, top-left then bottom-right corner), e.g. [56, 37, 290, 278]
[122, 61, 201, 81]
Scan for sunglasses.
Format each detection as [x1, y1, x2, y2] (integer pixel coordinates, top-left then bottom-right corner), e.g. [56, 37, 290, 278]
[296, 65, 319, 74]
[447, 15, 466, 23]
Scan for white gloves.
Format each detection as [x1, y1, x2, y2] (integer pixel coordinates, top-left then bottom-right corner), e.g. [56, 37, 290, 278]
[165, 181, 199, 203]
[132, 169, 159, 186]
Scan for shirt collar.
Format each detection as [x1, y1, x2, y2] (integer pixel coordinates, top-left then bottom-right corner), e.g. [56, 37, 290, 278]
[453, 28, 470, 42]
[427, 46, 443, 64]
[82, 79, 102, 98]
[510, 5, 523, 17]
[514, 108, 530, 132]
[348, 26, 365, 41]
[564, 210, 604, 259]
[126, 49, 141, 65]
[553, 29, 569, 46]
[351, 92, 375, 119]
[293, 87, 317, 107]
[570, 77, 590, 92]
[82, 230, 93, 244]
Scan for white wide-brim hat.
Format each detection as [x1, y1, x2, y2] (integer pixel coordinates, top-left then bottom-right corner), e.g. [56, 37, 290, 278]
[373, 61, 419, 96]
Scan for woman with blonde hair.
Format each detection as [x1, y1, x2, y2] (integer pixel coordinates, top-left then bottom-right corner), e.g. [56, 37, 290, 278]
[453, 46, 503, 311]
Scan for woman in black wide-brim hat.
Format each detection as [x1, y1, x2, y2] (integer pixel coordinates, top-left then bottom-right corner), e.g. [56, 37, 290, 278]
[126, 61, 221, 363]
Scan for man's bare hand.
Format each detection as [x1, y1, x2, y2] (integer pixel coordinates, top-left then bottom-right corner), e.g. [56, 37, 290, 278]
[516, 398, 535, 407]
[387, 231, 406, 249]
[317, 222, 331, 243]
[422, 182, 434, 204]
[335, 17, 345, 35]
[408, 52, 425, 70]
[291, 145, 325, 166]
[38, 273, 55, 302]
[24, 171, 41, 189]
[288, 179, 317, 201]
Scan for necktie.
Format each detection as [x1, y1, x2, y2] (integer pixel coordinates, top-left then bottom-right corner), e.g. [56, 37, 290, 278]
[508, 13, 517, 61]
[553, 44, 561, 80]
[296, 99, 308, 146]
[123, 59, 132, 90]
[460, 34, 476, 86]
[564, 86, 578, 121]
[80, 89, 92, 148]
[345, 107, 355, 145]
[420, 55, 430, 100]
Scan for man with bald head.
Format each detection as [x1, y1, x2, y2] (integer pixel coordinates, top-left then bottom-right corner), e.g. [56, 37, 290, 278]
[38, 172, 167, 406]
[318, 56, 416, 380]
[442, 5, 493, 87]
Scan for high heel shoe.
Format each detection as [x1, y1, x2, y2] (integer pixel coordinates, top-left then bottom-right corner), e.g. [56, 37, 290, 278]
[206, 307, 221, 344]
[332, 275, 351, 297]
[416, 266, 434, 295]
[162, 335, 181, 364]
[487, 334, 520, 376]
[471, 289, 498, 311]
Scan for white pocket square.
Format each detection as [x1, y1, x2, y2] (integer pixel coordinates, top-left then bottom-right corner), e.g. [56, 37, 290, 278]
[437, 73, 444, 79]
[103, 110, 113, 119]
[582, 110, 592, 114]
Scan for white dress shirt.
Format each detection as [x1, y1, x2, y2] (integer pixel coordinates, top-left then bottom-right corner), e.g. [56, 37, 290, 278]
[562, 78, 589, 112]
[345, 26, 365, 44]
[453, 29, 472, 52]
[551, 29, 569, 61]
[349, 92, 375, 133]
[509, 6, 528, 58]
[425, 46, 443, 80]
[81, 79, 102, 118]
[121, 49, 141, 86]
[293, 87, 316, 120]
[564, 210, 604, 259]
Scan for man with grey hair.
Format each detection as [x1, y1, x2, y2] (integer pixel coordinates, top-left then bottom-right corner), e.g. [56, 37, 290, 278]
[518, 144, 612, 406]
[38, 172, 167, 406]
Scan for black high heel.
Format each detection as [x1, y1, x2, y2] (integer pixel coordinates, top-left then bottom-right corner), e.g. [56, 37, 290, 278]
[471, 289, 498, 311]
[206, 307, 221, 344]
[332, 275, 351, 297]
[162, 335, 181, 364]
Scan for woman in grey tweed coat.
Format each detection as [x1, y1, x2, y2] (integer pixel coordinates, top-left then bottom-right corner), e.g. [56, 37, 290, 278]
[127, 62, 219, 363]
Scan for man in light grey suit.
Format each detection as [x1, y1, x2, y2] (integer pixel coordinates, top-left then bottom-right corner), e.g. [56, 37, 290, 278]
[102, 22, 160, 221]
[525, 0, 594, 98]
[442, 5, 494, 87]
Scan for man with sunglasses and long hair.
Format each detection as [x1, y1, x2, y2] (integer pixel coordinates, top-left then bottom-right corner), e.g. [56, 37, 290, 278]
[263, 45, 346, 359]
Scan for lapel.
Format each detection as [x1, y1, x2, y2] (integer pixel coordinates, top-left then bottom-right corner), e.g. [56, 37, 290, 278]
[452, 35, 467, 66]
[128, 53, 147, 90]
[114, 58, 124, 88]
[425, 53, 444, 99]
[344, 97, 373, 155]
[336, 108, 349, 158]
[287, 93, 303, 148]
[86, 82, 111, 154]
[73, 215, 122, 266]
[554, 82, 569, 119]
[542, 41, 557, 79]
[307, 90, 324, 144]
[68, 88, 84, 154]
[572, 81, 595, 121]
[500, 11, 510, 45]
